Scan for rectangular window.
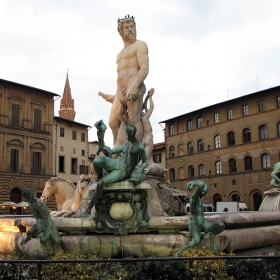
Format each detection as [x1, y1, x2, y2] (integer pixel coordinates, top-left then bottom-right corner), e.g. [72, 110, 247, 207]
[79, 165, 89, 174]
[277, 96, 280, 108]
[197, 117, 203, 128]
[81, 149, 85, 156]
[71, 158, 77, 173]
[153, 154, 162, 163]
[34, 108, 42, 131]
[188, 143, 194, 154]
[232, 179, 236, 185]
[214, 113, 219, 123]
[10, 148, 19, 172]
[169, 125, 175, 136]
[227, 109, 233, 120]
[12, 103, 20, 127]
[72, 130, 77, 140]
[198, 140, 204, 152]
[60, 127, 65, 137]
[59, 156, 65, 172]
[242, 105, 248, 116]
[258, 100, 265, 112]
[81, 132, 86, 142]
[32, 152, 42, 174]
[187, 120, 193, 131]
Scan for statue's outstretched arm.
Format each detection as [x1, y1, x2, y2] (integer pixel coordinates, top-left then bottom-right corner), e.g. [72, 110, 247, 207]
[98, 91, 115, 104]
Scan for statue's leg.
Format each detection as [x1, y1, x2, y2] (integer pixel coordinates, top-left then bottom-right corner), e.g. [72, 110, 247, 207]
[21, 224, 41, 245]
[93, 157, 106, 180]
[204, 221, 225, 252]
[80, 181, 104, 217]
[80, 168, 126, 218]
[127, 85, 145, 141]
[109, 98, 121, 145]
[175, 221, 201, 257]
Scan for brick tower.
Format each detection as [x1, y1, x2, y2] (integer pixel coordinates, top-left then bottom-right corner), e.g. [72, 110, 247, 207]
[59, 73, 76, 121]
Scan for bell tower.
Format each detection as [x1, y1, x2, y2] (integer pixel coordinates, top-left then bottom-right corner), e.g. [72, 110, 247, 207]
[59, 73, 76, 121]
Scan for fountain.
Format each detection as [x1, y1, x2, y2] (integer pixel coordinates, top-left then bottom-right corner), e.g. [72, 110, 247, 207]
[1, 15, 280, 259]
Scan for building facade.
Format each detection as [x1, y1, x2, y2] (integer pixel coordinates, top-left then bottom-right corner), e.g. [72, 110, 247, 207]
[53, 116, 91, 183]
[0, 78, 59, 213]
[160, 86, 280, 211]
[151, 142, 166, 169]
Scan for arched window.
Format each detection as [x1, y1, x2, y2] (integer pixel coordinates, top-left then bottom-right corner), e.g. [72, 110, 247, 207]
[227, 131, 235, 146]
[278, 122, 280, 137]
[215, 161, 222, 174]
[188, 165, 194, 178]
[244, 156, 253, 171]
[188, 142, 194, 154]
[187, 119, 193, 131]
[261, 153, 270, 168]
[214, 135, 221, 148]
[179, 167, 184, 179]
[169, 125, 175, 136]
[197, 139, 204, 152]
[170, 168, 175, 180]
[198, 164, 205, 176]
[178, 144, 184, 156]
[229, 158, 237, 173]
[169, 146, 175, 158]
[231, 193, 240, 202]
[197, 117, 203, 128]
[259, 125, 268, 140]
[243, 128, 251, 143]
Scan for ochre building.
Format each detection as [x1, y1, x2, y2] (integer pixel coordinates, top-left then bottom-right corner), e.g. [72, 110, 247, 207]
[0, 78, 59, 214]
[160, 86, 280, 211]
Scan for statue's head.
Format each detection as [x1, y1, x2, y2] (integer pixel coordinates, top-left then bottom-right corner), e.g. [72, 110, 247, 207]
[23, 188, 35, 200]
[126, 123, 137, 139]
[117, 15, 136, 43]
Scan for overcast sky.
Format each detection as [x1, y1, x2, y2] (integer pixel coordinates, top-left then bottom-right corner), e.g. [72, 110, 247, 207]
[1, 0, 280, 147]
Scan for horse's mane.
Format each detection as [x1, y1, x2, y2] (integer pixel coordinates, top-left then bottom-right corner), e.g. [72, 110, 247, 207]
[48, 176, 76, 189]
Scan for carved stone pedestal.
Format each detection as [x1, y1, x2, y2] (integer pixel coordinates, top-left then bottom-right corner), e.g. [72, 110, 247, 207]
[78, 180, 151, 235]
[95, 181, 151, 235]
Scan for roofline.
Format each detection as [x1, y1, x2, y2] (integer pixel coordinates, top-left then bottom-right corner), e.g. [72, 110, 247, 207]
[54, 116, 92, 128]
[159, 85, 280, 123]
[0, 78, 60, 97]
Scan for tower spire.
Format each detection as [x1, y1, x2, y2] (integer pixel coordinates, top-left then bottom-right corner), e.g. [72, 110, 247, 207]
[59, 72, 76, 121]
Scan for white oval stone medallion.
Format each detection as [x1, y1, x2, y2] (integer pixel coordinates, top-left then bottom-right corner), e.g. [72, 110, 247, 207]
[109, 202, 134, 220]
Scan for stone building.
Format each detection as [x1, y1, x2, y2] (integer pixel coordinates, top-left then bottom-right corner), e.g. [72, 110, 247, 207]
[53, 116, 91, 183]
[160, 85, 280, 211]
[0, 78, 60, 214]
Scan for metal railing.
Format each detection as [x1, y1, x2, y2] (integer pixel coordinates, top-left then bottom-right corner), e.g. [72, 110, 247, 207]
[0, 255, 280, 280]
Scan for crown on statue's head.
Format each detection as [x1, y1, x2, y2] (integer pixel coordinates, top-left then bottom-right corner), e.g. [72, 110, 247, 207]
[118, 14, 135, 23]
